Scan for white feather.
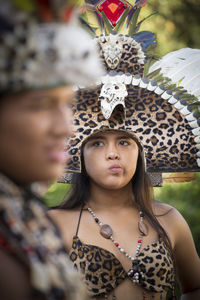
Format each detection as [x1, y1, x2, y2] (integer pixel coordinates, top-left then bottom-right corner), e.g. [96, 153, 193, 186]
[149, 48, 200, 101]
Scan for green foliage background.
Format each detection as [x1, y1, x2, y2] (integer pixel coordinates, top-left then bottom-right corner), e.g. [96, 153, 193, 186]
[140, 0, 200, 57]
[44, 1, 200, 295]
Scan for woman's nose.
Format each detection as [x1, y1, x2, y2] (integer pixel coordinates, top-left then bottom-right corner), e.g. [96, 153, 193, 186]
[106, 151, 120, 160]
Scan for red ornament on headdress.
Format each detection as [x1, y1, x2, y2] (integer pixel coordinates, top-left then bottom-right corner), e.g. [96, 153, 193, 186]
[97, 0, 130, 27]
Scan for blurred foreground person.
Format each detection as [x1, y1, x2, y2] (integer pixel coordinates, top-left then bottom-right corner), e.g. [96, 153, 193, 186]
[0, 0, 104, 299]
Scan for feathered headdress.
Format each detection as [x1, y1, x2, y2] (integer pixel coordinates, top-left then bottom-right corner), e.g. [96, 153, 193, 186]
[149, 48, 200, 101]
[148, 47, 200, 183]
[60, 0, 200, 186]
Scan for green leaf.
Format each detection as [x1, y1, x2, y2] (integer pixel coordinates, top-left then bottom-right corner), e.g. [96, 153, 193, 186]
[128, 8, 141, 36]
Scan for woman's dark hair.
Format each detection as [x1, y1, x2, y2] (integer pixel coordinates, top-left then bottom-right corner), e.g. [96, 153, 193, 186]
[56, 143, 173, 256]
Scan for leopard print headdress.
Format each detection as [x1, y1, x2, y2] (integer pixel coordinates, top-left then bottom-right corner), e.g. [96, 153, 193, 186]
[0, 0, 104, 94]
[62, 0, 200, 184]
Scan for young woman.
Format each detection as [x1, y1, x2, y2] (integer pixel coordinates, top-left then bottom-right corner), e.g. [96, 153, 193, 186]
[50, 2, 200, 299]
[0, 1, 103, 300]
[50, 129, 200, 300]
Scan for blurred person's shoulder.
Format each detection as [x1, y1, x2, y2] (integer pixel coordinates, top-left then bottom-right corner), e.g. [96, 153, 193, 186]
[0, 247, 33, 300]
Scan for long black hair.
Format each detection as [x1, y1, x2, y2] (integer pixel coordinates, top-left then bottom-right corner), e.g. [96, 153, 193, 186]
[57, 144, 173, 255]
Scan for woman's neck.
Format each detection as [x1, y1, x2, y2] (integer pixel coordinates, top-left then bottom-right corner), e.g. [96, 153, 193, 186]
[88, 181, 135, 211]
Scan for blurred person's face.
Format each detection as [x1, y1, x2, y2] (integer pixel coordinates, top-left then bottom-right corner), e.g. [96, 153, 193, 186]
[0, 86, 74, 184]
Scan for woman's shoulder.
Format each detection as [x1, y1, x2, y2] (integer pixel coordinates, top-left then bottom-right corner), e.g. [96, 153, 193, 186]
[49, 206, 78, 215]
[48, 207, 83, 250]
[48, 207, 82, 234]
[152, 201, 192, 247]
[153, 201, 181, 219]
[49, 207, 81, 222]
[153, 200, 188, 228]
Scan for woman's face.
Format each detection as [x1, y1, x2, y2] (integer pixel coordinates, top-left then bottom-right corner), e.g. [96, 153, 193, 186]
[0, 86, 74, 184]
[83, 131, 139, 190]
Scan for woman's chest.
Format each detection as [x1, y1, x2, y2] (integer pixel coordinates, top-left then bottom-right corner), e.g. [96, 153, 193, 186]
[69, 236, 175, 297]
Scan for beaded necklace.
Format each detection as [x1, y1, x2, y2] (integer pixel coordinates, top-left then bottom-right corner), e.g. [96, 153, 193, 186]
[88, 207, 148, 285]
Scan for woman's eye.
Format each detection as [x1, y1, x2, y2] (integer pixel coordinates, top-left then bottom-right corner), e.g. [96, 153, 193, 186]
[92, 141, 104, 147]
[119, 140, 129, 146]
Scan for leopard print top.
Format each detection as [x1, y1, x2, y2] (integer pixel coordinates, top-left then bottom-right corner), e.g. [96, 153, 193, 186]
[69, 209, 175, 298]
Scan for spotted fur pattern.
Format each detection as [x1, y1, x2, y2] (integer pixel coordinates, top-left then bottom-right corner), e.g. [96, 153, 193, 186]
[66, 85, 198, 173]
[97, 35, 145, 76]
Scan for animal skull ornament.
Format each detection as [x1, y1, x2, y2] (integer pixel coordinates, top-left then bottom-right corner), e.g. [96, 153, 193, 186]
[100, 34, 123, 69]
[54, 24, 105, 86]
[99, 82, 128, 119]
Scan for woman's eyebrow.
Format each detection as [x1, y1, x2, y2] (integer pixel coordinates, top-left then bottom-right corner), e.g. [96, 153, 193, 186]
[87, 136, 106, 142]
[117, 136, 132, 140]
[87, 135, 133, 141]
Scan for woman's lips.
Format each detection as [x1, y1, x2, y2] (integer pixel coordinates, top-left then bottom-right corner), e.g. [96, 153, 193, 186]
[109, 165, 122, 174]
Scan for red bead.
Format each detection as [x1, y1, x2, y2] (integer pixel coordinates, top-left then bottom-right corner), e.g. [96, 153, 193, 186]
[123, 4, 128, 8]
[112, 21, 116, 26]
[138, 240, 142, 243]
[115, 242, 119, 247]
[98, 5, 103, 11]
